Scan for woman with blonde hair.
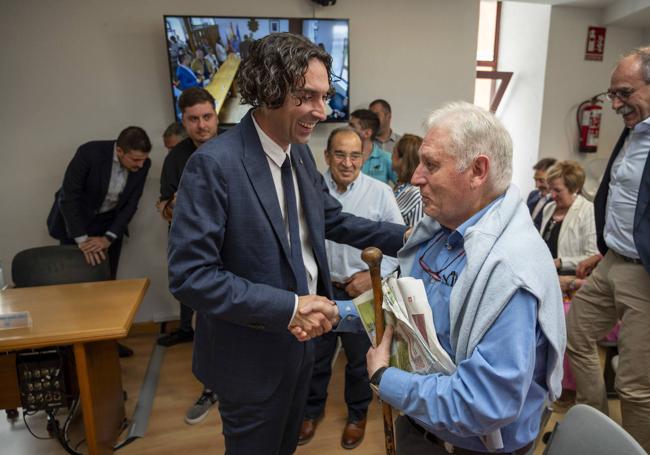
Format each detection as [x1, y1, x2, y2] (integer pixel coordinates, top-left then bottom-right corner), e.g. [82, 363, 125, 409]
[540, 160, 599, 407]
[540, 160, 598, 272]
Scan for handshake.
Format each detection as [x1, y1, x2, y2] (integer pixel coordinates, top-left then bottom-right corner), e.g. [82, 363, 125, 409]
[289, 295, 340, 342]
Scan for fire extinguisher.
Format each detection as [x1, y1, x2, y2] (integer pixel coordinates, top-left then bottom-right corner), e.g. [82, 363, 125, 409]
[576, 94, 605, 153]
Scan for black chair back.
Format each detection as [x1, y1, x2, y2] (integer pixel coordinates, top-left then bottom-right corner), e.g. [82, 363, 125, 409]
[11, 245, 111, 288]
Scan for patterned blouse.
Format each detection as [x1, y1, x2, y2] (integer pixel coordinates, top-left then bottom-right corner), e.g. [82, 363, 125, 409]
[394, 183, 423, 227]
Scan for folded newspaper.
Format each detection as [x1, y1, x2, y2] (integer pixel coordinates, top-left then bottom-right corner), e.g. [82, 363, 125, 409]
[352, 275, 504, 452]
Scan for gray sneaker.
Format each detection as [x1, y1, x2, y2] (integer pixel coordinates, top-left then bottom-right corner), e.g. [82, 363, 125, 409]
[185, 390, 218, 424]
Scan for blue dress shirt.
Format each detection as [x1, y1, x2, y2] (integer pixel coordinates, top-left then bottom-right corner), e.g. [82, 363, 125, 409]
[380, 201, 550, 452]
[604, 117, 650, 259]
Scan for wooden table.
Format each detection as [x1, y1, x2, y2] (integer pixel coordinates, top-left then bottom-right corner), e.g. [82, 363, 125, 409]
[0, 279, 149, 455]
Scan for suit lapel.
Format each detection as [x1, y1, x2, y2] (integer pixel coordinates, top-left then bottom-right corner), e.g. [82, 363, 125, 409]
[634, 145, 650, 228]
[240, 112, 292, 261]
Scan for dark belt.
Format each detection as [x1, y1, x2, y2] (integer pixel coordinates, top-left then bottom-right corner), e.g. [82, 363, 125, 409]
[619, 254, 643, 265]
[407, 417, 533, 455]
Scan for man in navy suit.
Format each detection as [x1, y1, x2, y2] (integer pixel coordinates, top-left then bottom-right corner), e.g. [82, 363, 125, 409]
[47, 126, 151, 358]
[526, 157, 556, 230]
[168, 33, 407, 454]
[47, 126, 151, 279]
[566, 46, 650, 452]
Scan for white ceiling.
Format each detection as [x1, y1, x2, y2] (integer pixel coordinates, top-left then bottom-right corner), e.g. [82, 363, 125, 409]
[502, 0, 650, 28]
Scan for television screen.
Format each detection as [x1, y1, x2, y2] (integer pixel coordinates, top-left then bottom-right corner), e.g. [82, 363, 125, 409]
[164, 16, 350, 125]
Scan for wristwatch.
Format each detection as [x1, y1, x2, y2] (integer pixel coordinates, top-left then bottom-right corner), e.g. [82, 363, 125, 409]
[369, 366, 388, 395]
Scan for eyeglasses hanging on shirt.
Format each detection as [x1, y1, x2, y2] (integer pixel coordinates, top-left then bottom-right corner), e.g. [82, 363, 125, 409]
[418, 231, 465, 287]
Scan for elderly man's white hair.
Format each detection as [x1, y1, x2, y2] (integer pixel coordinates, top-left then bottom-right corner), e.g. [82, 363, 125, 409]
[425, 101, 513, 193]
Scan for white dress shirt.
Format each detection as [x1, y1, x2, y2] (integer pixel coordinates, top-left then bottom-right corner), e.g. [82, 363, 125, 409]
[324, 170, 403, 282]
[251, 114, 319, 321]
[75, 146, 126, 244]
[604, 117, 650, 258]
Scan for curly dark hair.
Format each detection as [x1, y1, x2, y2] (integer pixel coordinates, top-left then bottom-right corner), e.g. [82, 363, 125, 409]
[237, 32, 332, 109]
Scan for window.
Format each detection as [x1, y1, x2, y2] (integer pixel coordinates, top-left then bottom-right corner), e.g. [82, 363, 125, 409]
[474, 1, 512, 113]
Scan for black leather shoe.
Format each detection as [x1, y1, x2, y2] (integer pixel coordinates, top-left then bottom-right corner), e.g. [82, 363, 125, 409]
[157, 329, 194, 347]
[118, 343, 134, 358]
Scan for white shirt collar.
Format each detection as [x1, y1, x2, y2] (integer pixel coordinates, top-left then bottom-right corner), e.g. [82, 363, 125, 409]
[325, 168, 359, 195]
[633, 116, 650, 133]
[251, 110, 291, 168]
[113, 144, 120, 164]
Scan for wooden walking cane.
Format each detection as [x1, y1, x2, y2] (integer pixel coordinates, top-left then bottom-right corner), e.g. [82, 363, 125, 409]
[362, 247, 396, 455]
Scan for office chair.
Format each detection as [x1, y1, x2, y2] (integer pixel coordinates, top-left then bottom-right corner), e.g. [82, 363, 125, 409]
[543, 404, 646, 455]
[6, 245, 111, 420]
[11, 245, 110, 287]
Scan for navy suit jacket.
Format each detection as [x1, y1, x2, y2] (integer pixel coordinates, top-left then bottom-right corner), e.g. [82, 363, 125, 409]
[526, 189, 541, 213]
[594, 128, 650, 273]
[526, 189, 547, 230]
[47, 140, 150, 240]
[168, 111, 406, 404]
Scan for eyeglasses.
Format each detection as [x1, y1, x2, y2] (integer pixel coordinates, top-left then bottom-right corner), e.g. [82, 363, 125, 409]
[606, 84, 648, 101]
[418, 232, 466, 287]
[331, 151, 363, 162]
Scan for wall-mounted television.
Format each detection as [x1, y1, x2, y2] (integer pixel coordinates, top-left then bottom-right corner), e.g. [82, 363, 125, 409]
[164, 15, 350, 125]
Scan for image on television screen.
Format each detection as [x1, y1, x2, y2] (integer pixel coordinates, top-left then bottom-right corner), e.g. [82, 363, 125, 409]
[164, 16, 350, 125]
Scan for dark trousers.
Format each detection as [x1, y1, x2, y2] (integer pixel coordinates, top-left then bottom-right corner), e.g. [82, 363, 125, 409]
[218, 340, 314, 455]
[179, 302, 194, 332]
[304, 287, 372, 422]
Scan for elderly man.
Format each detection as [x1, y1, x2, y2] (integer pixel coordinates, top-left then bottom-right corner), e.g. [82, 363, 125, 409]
[167, 33, 406, 454]
[369, 99, 401, 153]
[162, 122, 187, 151]
[299, 127, 403, 448]
[366, 102, 565, 454]
[567, 46, 650, 452]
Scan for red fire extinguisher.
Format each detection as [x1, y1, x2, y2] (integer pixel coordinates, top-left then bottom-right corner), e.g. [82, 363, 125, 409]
[576, 95, 605, 153]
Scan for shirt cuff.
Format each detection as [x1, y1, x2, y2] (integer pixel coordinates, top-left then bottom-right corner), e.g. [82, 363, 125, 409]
[333, 300, 365, 334]
[74, 235, 88, 245]
[287, 294, 299, 328]
[378, 367, 412, 409]
[105, 231, 117, 240]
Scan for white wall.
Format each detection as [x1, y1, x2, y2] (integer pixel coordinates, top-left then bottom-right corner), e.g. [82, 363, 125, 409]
[497, 1, 552, 197]
[539, 6, 645, 195]
[0, 0, 479, 322]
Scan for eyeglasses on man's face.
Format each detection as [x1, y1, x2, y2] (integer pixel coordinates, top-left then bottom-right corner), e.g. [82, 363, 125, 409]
[606, 83, 648, 102]
[331, 151, 363, 162]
